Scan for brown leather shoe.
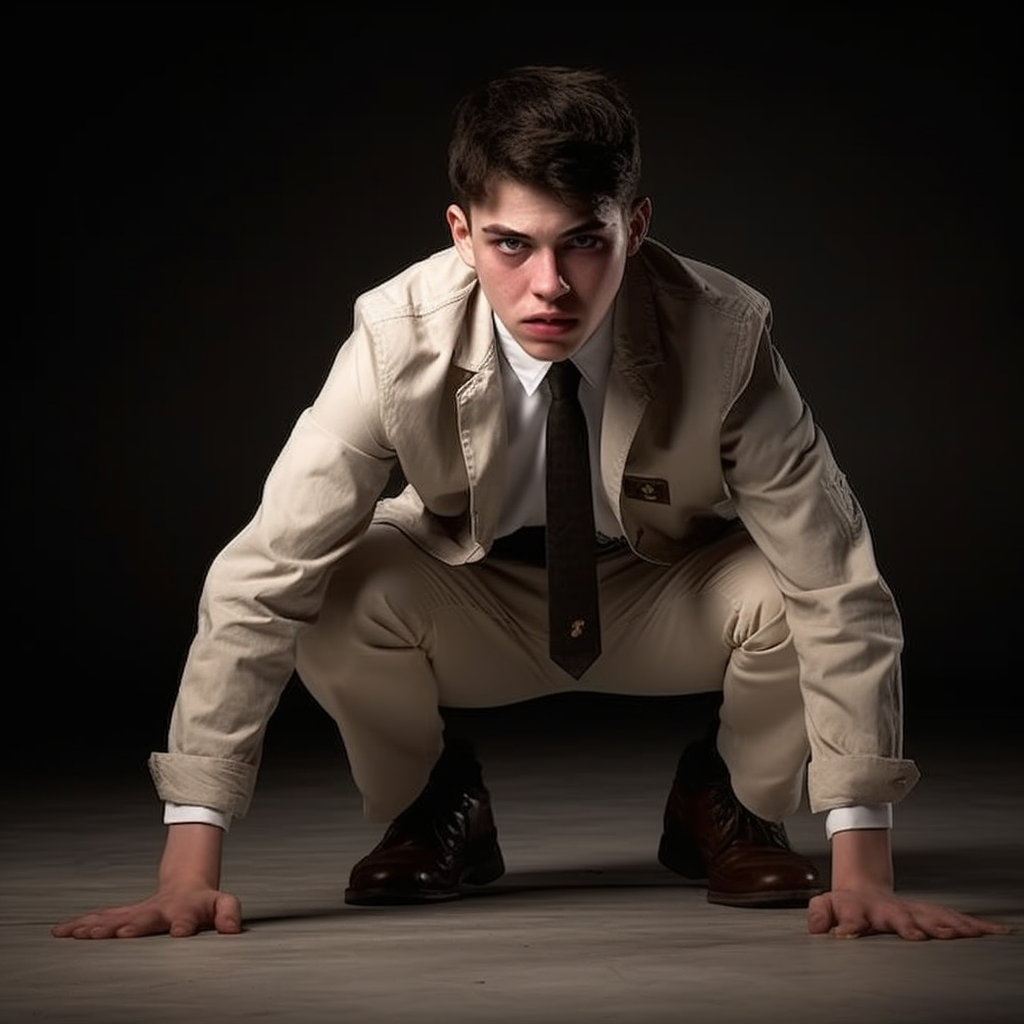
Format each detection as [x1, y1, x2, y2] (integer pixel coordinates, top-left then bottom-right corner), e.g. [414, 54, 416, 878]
[657, 734, 825, 907]
[344, 738, 505, 905]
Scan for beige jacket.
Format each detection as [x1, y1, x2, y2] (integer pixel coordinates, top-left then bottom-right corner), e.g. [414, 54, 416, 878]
[149, 240, 920, 818]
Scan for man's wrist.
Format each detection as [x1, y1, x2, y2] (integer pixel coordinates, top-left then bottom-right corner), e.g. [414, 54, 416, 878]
[829, 824, 895, 890]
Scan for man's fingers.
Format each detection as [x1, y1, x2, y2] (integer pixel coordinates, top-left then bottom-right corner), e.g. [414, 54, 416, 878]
[118, 909, 169, 939]
[52, 905, 132, 938]
[213, 893, 243, 934]
[52, 901, 208, 940]
[830, 911, 873, 939]
[806, 894, 837, 935]
[806, 892, 874, 938]
[898, 903, 1012, 940]
[811, 892, 1015, 942]
[52, 914, 118, 939]
[168, 916, 200, 938]
[882, 906, 927, 941]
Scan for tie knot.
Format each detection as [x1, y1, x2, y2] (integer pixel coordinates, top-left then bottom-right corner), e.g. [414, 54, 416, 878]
[547, 359, 581, 400]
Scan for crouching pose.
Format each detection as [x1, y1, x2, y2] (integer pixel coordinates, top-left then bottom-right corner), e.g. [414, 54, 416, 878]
[54, 65, 1010, 943]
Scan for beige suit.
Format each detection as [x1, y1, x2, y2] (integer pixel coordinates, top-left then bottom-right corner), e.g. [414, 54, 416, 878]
[149, 239, 920, 824]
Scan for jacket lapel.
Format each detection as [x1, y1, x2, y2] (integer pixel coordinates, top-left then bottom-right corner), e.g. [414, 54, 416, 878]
[601, 255, 664, 531]
[452, 286, 506, 552]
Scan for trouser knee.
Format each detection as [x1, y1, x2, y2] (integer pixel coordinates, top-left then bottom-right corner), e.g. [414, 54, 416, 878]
[723, 559, 789, 652]
[296, 527, 432, 697]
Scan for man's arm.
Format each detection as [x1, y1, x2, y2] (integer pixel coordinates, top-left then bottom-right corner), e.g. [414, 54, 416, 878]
[720, 323, 1010, 941]
[807, 828, 1011, 940]
[51, 824, 241, 940]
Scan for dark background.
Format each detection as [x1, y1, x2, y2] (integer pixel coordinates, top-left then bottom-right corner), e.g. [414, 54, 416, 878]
[13, 3, 1017, 773]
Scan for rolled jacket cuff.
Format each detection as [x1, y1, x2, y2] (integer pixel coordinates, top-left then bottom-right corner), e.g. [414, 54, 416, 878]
[807, 754, 920, 814]
[148, 752, 256, 820]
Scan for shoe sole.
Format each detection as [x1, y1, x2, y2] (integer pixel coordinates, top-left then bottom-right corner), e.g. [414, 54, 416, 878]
[344, 846, 506, 906]
[707, 886, 827, 909]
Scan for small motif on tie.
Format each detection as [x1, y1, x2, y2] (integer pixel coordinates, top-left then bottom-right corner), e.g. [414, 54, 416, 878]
[570, 619, 586, 639]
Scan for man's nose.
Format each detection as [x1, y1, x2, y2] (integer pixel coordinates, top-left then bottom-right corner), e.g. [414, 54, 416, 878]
[531, 251, 571, 300]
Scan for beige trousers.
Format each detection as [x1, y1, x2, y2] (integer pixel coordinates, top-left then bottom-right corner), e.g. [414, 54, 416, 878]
[295, 523, 809, 824]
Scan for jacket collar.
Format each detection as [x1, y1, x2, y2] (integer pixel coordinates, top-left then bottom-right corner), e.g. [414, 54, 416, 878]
[612, 249, 667, 394]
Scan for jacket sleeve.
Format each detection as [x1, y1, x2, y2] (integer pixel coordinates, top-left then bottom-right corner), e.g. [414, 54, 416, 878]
[720, 320, 920, 813]
[149, 319, 397, 819]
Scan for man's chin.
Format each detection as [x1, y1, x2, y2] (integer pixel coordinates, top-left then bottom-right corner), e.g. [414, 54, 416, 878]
[513, 336, 584, 362]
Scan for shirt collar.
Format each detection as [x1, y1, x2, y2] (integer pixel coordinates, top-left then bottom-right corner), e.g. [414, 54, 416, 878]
[493, 308, 615, 397]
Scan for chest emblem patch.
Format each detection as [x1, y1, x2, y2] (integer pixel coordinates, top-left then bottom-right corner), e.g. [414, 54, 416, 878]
[623, 476, 671, 504]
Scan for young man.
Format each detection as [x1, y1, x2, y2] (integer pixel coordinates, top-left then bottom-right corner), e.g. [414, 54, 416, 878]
[54, 65, 1008, 942]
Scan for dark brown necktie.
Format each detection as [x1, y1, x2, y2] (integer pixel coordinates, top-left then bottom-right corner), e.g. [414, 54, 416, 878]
[545, 359, 601, 678]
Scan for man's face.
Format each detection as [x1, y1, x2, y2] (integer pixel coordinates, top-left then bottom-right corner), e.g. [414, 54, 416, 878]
[447, 179, 650, 362]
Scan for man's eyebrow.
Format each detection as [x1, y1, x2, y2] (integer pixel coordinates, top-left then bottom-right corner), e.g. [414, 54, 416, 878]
[479, 218, 610, 239]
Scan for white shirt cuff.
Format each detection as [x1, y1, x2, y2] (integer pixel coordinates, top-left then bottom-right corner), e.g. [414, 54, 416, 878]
[163, 802, 231, 833]
[825, 803, 892, 840]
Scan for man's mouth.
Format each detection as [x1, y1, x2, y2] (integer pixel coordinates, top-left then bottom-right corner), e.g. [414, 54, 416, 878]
[520, 315, 579, 339]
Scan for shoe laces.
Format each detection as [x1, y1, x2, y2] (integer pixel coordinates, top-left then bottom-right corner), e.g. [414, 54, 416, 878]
[707, 780, 790, 851]
[386, 767, 479, 846]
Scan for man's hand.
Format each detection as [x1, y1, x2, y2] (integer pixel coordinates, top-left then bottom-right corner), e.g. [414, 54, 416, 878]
[820, 828, 1011, 940]
[807, 886, 1012, 941]
[51, 887, 243, 940]
[52, 821, 238, 939]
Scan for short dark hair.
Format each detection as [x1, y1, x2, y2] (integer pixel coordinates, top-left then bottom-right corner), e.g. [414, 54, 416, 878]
[447, 65, 642, 212]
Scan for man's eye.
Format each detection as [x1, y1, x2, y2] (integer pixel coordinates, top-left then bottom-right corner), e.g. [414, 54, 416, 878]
[568, 235, 600, 249]
[496, 238, 526, 253]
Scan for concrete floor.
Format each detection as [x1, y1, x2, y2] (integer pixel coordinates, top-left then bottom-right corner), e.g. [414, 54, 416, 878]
[4, 697, 1022, 1024]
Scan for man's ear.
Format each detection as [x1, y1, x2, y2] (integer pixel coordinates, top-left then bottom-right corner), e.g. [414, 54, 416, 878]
[627, 197, 652, 256]
[446, 204, 476, 268]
